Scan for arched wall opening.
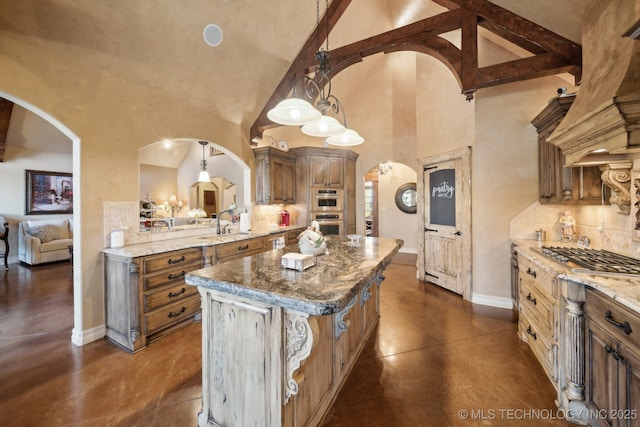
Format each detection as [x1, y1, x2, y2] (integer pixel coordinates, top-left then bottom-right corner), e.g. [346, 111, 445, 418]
[0, 90, 85, 346]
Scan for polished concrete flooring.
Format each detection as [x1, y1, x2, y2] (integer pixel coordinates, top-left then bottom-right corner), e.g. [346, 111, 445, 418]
[0, 259, 573, 426]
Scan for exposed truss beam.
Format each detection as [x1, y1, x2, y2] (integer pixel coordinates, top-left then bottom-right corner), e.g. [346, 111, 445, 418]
[250, 0, 582, 141]
[249, 0, 352, 143]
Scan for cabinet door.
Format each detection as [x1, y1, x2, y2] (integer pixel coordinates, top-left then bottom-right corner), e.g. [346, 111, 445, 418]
[282, 160, 295, 202]
[587, 319, 618, 427]
[310, 156, 343, 187]
[618, 344, 640, 427]
[271, 158, 286, 203]
[538, 138, 562, 203]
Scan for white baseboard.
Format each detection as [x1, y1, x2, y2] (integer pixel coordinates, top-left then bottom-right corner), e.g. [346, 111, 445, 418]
[471, 293, 513, 309]
[71, 324, 106, 346]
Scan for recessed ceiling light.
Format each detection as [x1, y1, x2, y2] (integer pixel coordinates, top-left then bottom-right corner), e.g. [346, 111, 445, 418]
[203, 24, 223, 47]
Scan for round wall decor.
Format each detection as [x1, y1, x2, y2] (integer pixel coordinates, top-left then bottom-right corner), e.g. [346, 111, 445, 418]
[395, 182, 417, 214]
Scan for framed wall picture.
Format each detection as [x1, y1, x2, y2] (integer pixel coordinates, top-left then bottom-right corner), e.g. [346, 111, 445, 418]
[25, 170, 73, 215]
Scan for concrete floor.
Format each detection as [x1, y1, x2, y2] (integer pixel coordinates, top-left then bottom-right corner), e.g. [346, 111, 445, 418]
[0, 259, 573, 426]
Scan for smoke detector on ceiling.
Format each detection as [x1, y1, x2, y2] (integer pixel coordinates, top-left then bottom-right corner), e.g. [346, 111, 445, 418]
[203, 24, 223, 47]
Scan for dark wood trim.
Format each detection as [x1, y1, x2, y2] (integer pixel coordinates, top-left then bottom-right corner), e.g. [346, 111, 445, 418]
[249, 0, 352, 143]
[250, 0, 582, 141]
[0, 98, 14, 163]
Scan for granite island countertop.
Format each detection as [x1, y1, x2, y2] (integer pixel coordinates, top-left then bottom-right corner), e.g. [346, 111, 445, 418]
[185, 236, 403, 316]
[101, 225, 305, 259]
[514, 239, 640, 314]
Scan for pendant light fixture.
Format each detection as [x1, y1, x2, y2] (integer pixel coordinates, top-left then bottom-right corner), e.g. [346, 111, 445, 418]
[197, 141, 211, 182]
[266, 0, 363, 146]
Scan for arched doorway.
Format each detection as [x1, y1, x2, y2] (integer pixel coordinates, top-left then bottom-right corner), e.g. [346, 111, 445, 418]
[363, 161, 419, 264]
[0, 91, 84, 345]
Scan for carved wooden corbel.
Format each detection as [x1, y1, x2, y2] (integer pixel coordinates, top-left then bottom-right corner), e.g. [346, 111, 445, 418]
[600, 163, 632, 215]
[284, 311, 318, 403]
[334, 294, 357, 338]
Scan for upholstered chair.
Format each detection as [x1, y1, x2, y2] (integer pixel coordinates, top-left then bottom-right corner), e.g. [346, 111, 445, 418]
[0, 216, 8, 269]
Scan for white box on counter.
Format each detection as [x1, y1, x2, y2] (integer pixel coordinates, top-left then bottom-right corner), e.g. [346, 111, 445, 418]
[281, 253, 316, 272]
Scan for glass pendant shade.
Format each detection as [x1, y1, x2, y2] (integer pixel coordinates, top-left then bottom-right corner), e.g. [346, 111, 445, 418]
[326, 129, 364, 146]
[267, 98, 321, 126]
[301, 115, 345, 137]
[198, 170, 211, 182]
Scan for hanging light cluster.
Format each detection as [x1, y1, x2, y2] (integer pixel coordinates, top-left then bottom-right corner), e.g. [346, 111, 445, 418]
[266, 0, 363, 147]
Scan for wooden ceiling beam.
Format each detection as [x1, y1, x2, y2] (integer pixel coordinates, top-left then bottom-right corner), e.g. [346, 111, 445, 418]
[250, 0, 582, 141]
[433, 0, 582, 62]
[249, 0, 352, 143]
[0, 98, 14, 162]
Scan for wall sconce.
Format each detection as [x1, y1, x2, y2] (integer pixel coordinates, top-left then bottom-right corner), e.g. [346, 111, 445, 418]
[164, 194, 183, 217]
[378, 162, 393, 175]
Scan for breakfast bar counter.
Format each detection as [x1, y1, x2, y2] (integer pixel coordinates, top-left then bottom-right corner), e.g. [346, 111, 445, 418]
[185, 236, 403, 427]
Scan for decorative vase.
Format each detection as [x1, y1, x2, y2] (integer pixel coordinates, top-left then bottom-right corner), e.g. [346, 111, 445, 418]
[298, 229, 326, 255]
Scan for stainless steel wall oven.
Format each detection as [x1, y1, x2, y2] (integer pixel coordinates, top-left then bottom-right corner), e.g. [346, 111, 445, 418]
[312, 188, 343, 211]
[311, 212, 343, 235]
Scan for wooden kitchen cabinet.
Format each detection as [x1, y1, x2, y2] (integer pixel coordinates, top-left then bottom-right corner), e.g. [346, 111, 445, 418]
[105, 247, 203, 353]
[214, 236, 265, 263]
[585, 288, 640, 427]
[517, 254, 559, 386]
[309, 155, 344, 187]
[254, 147, 296, 205]
[531, 95, 607, 205]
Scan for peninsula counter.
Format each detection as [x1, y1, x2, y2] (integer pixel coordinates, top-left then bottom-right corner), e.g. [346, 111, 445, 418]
[185, 236, 403, 427]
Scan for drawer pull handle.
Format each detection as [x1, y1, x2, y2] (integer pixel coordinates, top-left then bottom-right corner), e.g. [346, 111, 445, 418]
[605, 345, 613, 354]
[167, 255, 186, 265]
[526, 326, 537, 340]
[168, 287, 186, 298]
[168, 307, 186, 318]
[526, 268, 537, 279]
[167, 271, 186, 280]
[526, 293, 537, 305]
[238, 244, 250, 251]
[605, 310, 632, 335]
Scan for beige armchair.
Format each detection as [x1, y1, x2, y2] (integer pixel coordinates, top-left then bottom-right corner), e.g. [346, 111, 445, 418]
[0, 216, 8, 269]
[18, 218, 73, 266]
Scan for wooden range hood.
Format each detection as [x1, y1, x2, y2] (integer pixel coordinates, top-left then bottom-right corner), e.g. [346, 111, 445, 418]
[547, 0, 640, 167]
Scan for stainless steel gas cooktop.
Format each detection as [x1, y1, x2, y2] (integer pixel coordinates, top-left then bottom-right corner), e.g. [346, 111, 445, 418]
[532, 246, 640, 276]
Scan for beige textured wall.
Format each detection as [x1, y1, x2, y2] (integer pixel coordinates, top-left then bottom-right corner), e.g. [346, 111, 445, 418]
[0, 20, 252, 336]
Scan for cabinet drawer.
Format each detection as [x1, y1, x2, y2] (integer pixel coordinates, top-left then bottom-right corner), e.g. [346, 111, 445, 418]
[519, 278, 555, 339]
[143, 261, 202, 291]
[216, 237, 265, 261]
[518, 256, 557, 297]
[286, 229, 304, 245]
[519, 308, 557, 383]
[142, 248, 203, 274]
[144, 283, 200, 312]
[585, 288, 640, 350]
[144, 295, 201, 334]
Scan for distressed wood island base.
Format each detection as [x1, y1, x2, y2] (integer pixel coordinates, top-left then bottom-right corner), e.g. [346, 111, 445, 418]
[185, 237, 403, 427]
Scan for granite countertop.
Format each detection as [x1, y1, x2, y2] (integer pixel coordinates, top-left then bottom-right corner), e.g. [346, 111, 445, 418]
[185, 236, 404, 316]
[102, 225, 305, 258]
[513, 239, 640, 314]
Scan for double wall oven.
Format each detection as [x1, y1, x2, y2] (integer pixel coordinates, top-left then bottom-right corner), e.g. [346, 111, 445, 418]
[311, 188, 344, 235]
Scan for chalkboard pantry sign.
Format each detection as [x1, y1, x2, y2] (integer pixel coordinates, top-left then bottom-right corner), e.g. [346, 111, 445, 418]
[429, 168, 455, 226]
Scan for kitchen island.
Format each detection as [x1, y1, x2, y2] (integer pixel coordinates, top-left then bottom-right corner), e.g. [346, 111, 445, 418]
[185, 236, 403, 427]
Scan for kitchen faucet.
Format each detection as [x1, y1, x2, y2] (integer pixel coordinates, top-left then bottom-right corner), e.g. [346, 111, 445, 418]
[216, 209, 234, 235]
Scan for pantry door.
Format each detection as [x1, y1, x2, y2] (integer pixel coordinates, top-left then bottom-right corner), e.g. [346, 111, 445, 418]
[418, 147, 471, 300]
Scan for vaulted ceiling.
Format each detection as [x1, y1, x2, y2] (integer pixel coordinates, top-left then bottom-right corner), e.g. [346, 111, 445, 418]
[0, 0, 589, 162]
